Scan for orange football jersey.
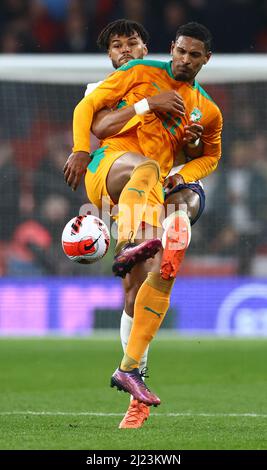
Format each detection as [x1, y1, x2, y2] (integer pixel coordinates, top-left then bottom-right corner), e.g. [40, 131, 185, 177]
[73, 59, 222, 182]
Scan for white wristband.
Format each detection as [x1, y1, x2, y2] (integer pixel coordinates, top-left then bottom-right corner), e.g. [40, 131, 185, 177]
[187, 137, 200, 148]
[134, 98, 150, 116]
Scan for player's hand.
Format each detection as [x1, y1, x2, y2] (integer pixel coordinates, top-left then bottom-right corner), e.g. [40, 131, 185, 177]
[183, 123, 203, 145]
[63, 151, 91, 191]
[163, 174, 185, 196]
[147, 91, 185, 117]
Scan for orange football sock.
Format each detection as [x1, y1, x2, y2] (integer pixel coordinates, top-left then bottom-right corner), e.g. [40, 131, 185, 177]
[120, 272, 174, 371]
[116, 160, 160, 250]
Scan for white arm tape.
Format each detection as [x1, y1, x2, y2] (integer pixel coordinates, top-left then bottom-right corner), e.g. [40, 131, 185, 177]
[134, 98, 150, 115]
[187, 137, 200, 148]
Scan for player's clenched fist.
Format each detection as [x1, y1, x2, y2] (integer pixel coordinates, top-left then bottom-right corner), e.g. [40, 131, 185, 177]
[63, 151, 91, 191]
[147, 90, 185, 117]
[163, 174, 185, 196]
[183, 122, 203, 145]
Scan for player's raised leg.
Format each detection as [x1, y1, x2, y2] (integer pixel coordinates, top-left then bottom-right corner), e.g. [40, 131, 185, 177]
[106, 153, 162, 278]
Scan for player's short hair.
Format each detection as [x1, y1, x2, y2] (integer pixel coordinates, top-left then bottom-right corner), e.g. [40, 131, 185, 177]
[97, 19, 149, 50]
[175, 22, 212, 52]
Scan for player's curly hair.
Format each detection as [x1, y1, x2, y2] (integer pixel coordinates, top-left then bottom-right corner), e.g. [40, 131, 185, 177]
[175, 22, 213, 52]
[97, 19, 149, 50]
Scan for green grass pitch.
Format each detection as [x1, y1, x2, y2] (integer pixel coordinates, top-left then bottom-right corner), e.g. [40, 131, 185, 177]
[0, 337, 266, 450]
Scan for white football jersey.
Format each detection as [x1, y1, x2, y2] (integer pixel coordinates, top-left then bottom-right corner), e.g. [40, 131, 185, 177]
[84, 81, 103, 96]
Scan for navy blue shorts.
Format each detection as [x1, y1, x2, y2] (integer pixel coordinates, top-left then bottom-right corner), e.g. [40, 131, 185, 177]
[164, 182, 205, 225]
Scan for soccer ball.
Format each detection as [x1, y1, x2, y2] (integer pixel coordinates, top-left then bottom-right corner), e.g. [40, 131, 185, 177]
[62, 215, 110, 264]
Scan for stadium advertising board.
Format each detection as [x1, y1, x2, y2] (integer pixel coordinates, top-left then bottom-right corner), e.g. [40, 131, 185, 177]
[0, 278, 267, 336]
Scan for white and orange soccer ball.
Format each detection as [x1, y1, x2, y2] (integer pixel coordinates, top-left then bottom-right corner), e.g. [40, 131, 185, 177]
[62, 215, 110, 264]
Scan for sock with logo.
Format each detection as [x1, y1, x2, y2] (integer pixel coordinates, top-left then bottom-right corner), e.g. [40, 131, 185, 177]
[120, 310, 149, 372]
[120, 272, 174, 371]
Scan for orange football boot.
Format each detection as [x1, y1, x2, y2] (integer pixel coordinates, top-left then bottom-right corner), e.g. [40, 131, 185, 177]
[119, 399, 150, 429]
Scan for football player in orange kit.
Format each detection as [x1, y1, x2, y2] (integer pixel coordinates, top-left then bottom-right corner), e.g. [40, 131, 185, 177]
[64, 21, 222, 423]
[65, 19, 204, 429]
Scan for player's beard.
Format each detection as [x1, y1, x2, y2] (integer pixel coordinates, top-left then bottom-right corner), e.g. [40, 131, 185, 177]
[175, 72, 190, 81]
[112, 58, 120, 69]
[112, 57, 132, 69]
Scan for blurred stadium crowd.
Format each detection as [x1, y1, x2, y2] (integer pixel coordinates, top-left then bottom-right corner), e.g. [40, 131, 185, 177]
[0, 0, 267, 278]
[0, 0, 267, 54]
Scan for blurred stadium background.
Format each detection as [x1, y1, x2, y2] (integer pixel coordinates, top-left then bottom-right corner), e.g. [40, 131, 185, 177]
[1, 0, 267, 338]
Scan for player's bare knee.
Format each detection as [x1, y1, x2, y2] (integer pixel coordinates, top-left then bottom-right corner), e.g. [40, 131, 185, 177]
[165, 188, 200, 223]
[181, 189, 200, 221]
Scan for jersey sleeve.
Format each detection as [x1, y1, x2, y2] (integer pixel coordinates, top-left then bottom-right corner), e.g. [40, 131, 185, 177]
[178, 107, 223, 182]
[73, 68, 136, 153]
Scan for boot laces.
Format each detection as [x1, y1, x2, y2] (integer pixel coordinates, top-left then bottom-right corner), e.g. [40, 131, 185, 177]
[125, 400, 147, 423]
[140, 367, 149, 379]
